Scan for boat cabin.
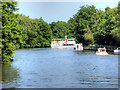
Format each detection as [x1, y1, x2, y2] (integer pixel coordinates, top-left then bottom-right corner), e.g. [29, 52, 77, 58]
[98, 48, 106, 52]
[74, 43, 83, 51]
[51, 36, 76, 48]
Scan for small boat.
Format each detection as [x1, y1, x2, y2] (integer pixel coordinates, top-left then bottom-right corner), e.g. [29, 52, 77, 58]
[74, 43, 83, 51]
[114, 47, 120, 53]
[96, 48, 108, 55]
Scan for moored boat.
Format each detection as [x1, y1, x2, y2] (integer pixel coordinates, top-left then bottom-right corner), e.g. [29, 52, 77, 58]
[114, 47, 120, 53]
[74, 43, 83, 51]
[51, 36, 76, 49]
[96, 48, 108, 55]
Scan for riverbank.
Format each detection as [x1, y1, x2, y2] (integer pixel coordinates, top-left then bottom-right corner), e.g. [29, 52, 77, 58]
[84, 45, 118, 52]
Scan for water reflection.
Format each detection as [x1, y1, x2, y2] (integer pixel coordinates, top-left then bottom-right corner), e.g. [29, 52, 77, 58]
[71, 50, 118, 88]
[0, 64, 2, 89]
[1, 48, 118, 88]
[2, 64, 20, 88]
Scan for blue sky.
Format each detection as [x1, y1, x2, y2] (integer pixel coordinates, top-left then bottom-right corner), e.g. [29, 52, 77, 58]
[15, 1, 119, 23]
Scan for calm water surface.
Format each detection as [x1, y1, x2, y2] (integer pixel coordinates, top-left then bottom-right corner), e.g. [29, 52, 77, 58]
[2, 48, 118, 88]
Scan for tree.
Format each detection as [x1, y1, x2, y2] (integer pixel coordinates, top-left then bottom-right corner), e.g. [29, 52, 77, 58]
[39, 18, 52, 47]
[68, 5, 97, 44]
[50, 21, 70, 38]
[2, 2, 20, 63]
[110, 2, 120, 46]
[84, 25, 94, 45]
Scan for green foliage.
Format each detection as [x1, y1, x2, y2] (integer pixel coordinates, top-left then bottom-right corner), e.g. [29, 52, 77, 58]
[68, 5, 98, 44]
[17, 16, 52, 48]
[2, 2, 19, 63]
[50, 21, 70, 38]
[2, 2, 52, 63]
[84, 25, 94, 45]
[68, 4, 120, 46]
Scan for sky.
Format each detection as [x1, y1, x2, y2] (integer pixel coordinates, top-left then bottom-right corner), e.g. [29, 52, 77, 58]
[15, 0, 119, 23]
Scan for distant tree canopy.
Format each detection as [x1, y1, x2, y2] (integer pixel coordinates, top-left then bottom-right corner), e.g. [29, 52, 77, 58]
[17, 16, 52, 48]
[1, 1, 120, 63]
[67, 5, 120, 46]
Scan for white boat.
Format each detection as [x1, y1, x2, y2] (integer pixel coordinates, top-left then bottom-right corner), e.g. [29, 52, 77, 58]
[114, 47, 120, 53]
[74, 43, 83, 51]
[51, 36, 76, 49]
[96, 48, 108, 55]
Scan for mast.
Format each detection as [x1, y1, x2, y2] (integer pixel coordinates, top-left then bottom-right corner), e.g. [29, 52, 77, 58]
[65, 35, 67, 39]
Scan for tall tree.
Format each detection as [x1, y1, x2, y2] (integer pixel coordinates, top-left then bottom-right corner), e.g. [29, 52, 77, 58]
[2, 2, 19, 63]
[50, 21, 70, 38]
[39, 18, 52, 47]
[69, 5, 97, 44]
[110, 2, 120, 46]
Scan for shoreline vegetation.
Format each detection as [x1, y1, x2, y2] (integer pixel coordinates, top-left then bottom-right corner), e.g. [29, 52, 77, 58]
[1, 1, 120, 64]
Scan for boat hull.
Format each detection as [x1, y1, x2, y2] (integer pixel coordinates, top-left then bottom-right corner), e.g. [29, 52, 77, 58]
[74, 43, 83, 51]
[114, 50, 120, 53]
[51, 45, 75, 49]
[96, 52, 108, 55]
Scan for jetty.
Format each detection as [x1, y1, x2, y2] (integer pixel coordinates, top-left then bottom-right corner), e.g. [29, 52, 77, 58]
[84, 45, 117, 52]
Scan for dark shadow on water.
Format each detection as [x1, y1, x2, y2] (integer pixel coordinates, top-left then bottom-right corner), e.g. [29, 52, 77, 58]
[2, 64, 20, 88]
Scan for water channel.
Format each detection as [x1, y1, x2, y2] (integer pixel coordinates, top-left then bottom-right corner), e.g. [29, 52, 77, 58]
[1, 48, 119, 88]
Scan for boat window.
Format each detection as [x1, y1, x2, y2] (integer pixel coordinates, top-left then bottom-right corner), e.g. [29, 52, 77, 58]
[68, 40, 74, 41]
[77, 45, 79, 48]
[63, 44, 74, 46]
[102, 50, 105, 52]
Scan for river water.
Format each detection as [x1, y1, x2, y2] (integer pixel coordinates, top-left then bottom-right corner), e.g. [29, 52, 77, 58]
[2, 48, 119, 88]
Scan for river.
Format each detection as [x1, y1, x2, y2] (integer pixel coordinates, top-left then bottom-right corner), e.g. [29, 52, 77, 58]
[1, 48, 119, 88]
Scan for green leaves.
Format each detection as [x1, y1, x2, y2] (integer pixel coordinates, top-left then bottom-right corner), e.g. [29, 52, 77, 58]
[2, 2, 52, 63]
[68, 5, 98, 44]
[84, 26, 94, 45]
[2, 2, 19, 63]
[50, 21, 70, 38]
[17, 15, 52, 48]
[68, 4, 120, 46]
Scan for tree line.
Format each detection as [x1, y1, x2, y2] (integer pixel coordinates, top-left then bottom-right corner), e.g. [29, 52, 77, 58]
[51, 4, 120, 46]
[1, 1, 120, 63]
